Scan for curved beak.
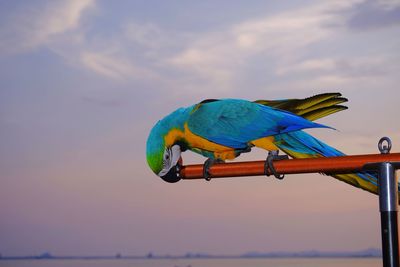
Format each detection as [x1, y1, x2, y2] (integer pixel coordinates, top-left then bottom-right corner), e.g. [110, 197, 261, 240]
[160, 145, 182, 183]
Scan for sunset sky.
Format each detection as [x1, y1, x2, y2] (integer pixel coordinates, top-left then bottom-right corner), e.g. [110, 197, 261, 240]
[1, 0, 400, 257]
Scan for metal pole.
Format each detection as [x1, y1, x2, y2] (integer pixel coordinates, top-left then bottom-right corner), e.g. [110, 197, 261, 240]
[375, 137, 399, 267]
[179, 153, 400, 180]
[379, 162, 399, 267]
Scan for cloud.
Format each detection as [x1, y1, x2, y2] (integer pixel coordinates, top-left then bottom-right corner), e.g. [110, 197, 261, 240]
[2, 0, 399, 92]
[0, 0, 95, 54]
[276, 56, 392, 77]
[164, 1, 363, 91]
[80, 51, 159, 82]
[0, 0, 164, 83]
[346, 0, 400, 30]
[85, 0, 395, 94]
[123, 23, 172, 51]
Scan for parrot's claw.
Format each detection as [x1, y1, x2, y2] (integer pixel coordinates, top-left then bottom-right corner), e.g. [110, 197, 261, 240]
[203, 158, 224, 181]
[264, 150, 288, 180]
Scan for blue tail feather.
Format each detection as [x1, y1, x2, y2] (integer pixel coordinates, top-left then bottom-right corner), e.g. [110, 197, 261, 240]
[274, 131, 394, 195]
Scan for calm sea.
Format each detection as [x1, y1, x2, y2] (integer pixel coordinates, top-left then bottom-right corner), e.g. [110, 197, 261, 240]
[0, 258, 381, 267]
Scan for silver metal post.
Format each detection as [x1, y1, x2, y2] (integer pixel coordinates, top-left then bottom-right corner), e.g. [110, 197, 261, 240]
[379, 163, 398, 212]
[377, 137, 399, 267]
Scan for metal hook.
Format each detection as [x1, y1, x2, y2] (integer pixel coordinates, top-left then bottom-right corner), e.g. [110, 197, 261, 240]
[378, 137, 392, 154]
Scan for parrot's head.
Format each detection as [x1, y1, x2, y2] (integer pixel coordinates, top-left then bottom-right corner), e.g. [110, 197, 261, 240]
[146, 119, 182, 183]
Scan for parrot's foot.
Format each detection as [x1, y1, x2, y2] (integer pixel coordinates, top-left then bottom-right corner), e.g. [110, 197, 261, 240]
[203, 158, 224, 181]
[264, 150, 288, 180]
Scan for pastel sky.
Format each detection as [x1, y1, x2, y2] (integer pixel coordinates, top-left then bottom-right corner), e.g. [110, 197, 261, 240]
[1, 0, 400, 257]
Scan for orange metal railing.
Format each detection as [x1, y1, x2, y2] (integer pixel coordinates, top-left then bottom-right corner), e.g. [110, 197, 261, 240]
[180, 153, 400, 180]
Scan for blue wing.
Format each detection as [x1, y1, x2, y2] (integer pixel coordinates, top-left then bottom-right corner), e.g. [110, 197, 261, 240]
[187, 99, 329, 149]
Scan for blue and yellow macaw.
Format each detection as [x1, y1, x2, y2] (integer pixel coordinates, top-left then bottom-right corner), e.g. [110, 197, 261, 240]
[146, 93, 384, 196]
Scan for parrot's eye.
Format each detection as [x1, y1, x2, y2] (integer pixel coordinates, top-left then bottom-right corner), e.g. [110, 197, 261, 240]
[163, 148, 172, 165]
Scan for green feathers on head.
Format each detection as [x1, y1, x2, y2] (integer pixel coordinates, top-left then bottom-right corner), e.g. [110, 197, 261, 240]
[146, 121, 166, 175]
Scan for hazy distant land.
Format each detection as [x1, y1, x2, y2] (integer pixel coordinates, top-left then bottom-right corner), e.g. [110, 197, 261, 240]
[0, 248, 382, 260]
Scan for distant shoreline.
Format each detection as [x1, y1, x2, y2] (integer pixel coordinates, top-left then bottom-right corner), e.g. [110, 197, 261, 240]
[0, 256, 383, 261]
[0, 249, 382, 260]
